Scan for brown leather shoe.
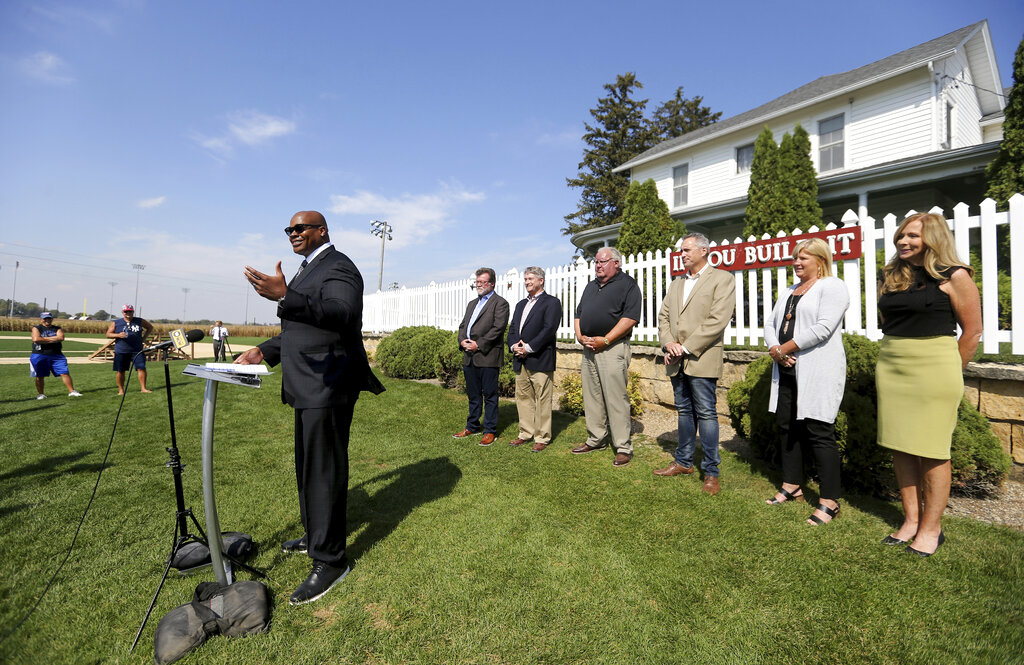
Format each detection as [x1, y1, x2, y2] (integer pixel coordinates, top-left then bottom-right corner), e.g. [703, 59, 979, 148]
[613, 453, 632, 467]
[479, 433, 496, 446]
[571, 443, 606, 455]
[702, 476, 720, 495]
[653, 461, 695, 477]
[452, 429, 478, 439]
[508, 438, 529, 446]
[531, 441, 548, 453]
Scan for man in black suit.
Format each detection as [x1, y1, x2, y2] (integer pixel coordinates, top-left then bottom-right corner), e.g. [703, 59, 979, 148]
[238, 210, 383, 605]
[453, 268, 509, 446]
[506, 267, 561, 452]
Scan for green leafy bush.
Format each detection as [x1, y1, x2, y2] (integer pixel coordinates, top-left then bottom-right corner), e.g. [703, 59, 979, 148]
[558, 370, 644, 418]
[434, 331, 463, 388]
[727, 334, 1010, 496]
[375, 326, 451, 379]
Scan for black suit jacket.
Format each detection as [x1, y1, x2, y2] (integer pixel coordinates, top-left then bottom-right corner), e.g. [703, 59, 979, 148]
[506, 292, 561, 372]
[457, 293, 509, 368]
[259, 246, 384, 409]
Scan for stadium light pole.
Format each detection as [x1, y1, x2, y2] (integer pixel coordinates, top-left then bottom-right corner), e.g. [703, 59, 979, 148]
[181, 288, 190, 323]
[132, 264, 145, 316]
[108, 282, 118, 318]
[369, 220, 393, 292]
[8, 261, 19, 318]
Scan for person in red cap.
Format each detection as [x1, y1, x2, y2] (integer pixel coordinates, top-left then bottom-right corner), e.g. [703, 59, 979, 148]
[105, 304, 153, 394]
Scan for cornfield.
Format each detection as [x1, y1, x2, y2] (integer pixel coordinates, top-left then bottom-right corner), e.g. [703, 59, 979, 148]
[0, 318, 281, 338]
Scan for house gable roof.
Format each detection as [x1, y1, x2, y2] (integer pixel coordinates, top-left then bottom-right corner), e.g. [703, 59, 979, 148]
[616, 20, 1000, 173]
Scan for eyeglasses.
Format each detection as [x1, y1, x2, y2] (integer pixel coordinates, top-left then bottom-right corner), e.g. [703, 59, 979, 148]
[284, 224, 325, 235]
[595, 258, 616, 265]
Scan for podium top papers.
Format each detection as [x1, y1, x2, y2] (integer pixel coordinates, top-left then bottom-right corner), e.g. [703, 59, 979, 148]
[203, 363, 270, 375]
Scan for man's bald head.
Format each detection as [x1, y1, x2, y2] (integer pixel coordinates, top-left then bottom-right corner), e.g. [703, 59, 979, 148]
[288, 210, 331, 256]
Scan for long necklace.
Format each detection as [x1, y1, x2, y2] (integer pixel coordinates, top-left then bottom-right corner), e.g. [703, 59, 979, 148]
[781, 279, 817, 335]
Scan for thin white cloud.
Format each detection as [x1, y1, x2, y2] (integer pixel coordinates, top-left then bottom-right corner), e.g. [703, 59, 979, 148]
[30, 4, 117, 34]
[190, 110, 296, 160]
[137, 196, 166, 209]
[328, 183, 486, 248]
[228, 111, 296, 146]
[536, 128, 580, 147]
[19, 51, 73, 84]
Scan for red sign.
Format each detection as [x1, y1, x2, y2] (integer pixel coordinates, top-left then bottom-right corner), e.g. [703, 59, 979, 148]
[670, 226, 862, 275]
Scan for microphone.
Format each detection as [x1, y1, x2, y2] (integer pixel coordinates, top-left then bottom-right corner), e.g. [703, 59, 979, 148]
[143, 328, 204, 352]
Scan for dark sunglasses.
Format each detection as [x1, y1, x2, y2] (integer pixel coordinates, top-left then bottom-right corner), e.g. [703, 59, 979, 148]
[284, 223, 325, 235]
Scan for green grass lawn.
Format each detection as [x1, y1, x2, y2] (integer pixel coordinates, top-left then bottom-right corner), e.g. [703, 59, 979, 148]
[0, 363, 1021, 664]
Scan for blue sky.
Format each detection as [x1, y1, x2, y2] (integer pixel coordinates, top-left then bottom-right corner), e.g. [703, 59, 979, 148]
[1, 0, 1021, 323]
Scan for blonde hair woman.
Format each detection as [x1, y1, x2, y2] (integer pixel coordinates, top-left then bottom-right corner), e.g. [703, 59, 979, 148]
[763, 238, 850, 525]
[877, 212, 981, 556]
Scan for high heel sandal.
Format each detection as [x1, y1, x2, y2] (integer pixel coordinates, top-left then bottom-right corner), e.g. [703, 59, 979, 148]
[765, 487, 803, 505]
[807, 502, 840, 526]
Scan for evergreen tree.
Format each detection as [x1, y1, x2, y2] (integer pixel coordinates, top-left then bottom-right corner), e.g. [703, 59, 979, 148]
[564, 73, 655, 236]
[616, 179, 683, 257]
[778, 124, 822, 231]
[742, 128, 782, 238]
[650, 87, 722, 139]
[985, 34, 1024, 208]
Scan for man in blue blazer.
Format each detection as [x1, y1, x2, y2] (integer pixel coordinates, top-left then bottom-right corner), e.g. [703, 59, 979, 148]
[453, 268, 509, 446]
[506, 267, 561, 452]
[239, 210, 384, 605]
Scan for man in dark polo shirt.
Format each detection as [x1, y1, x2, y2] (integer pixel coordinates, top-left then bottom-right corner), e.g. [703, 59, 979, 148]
[571, 247, 642, 467]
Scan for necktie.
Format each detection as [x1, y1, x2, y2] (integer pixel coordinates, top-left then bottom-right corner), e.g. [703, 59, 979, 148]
[291, 259, 308, 284]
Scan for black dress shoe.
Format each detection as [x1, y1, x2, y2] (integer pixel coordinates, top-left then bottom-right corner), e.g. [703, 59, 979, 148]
[290, 559, 350, 605]
[881, 534, 909, 546]
[281, 535, 308, 554]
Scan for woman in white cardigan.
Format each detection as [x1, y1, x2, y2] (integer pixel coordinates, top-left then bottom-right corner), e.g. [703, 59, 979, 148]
[763, 238, 850, 525]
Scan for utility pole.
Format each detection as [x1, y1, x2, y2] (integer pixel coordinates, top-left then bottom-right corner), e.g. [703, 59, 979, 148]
[369, 220, 393, 292]
[109, 282, 118, 317]
[132, 264, 145, 317]
[181, 288, 189, 323]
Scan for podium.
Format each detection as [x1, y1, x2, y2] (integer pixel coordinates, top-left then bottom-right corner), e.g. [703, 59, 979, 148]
[181, 363, 269, 584]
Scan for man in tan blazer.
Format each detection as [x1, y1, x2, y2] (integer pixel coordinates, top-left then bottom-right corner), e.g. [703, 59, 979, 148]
[654, 233, 736, 494]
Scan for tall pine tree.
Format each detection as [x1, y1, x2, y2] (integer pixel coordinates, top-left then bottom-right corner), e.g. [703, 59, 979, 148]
[742, 128, 781, 238]
[985, 34, 1023, 208]
[779, 124, 822, 231]
[650, 87, 722, 139]
[564, 73, 654, 236]
[616, 179, 683, 257]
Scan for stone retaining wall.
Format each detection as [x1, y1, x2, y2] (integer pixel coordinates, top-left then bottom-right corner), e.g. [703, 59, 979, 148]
[362, 334, 1024, 466]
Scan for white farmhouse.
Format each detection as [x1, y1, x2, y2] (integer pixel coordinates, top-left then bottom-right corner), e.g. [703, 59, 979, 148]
[572, 20, 1007, 256]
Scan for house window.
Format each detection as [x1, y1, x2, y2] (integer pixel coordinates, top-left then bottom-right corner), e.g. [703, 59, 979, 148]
[944, 102, 954, 149]
[735, 143, 755, 174]
[672, 164, 689, 207]
[818, 114, 844, 171]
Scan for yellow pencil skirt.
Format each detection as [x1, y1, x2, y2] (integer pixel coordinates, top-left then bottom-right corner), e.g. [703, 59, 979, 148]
[876, 335, 963, 460]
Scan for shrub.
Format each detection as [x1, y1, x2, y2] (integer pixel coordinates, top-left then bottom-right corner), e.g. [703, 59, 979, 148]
[434, 331, 463, 388]
[558, 370, 644, 418]
[726, 333, 1010, 496]
[375, 326, 451, 379]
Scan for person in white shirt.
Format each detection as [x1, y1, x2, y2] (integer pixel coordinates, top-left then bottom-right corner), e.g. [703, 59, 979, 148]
[210, 320, 229, 361]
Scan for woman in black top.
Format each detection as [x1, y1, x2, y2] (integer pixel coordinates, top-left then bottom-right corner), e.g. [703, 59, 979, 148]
[876, 212, 981, 557]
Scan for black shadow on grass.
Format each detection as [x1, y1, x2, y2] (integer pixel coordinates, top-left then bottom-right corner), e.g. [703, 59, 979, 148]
[0, 401, 64, 415]
[345, 456, 461, 561]
[0, 451, 93, 483]
[550, 410, 576, 442]
[0, 503, 32, 519]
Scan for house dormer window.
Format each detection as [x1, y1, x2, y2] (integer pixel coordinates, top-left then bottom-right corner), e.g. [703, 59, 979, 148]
[673, 164, 689, 207]
[735, 143, 755, 174]
[818, 114, 844, 171]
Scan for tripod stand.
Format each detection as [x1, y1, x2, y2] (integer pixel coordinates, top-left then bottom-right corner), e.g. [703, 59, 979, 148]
[131, 349, 263, 652]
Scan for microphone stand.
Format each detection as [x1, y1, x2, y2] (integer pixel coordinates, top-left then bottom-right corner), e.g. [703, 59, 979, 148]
[131, 347, 262, 652]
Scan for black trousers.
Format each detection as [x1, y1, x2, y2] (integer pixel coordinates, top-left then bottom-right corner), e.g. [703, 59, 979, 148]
[293, 399, 356, 567]
[776, 372, 841, 500]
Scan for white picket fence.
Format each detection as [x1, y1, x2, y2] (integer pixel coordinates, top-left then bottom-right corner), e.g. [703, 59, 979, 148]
[364, 194, 1024, 355]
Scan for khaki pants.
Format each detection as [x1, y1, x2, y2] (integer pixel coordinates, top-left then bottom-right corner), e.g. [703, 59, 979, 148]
[515, 367, 554, 444]
[581, 342, 632, 454]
